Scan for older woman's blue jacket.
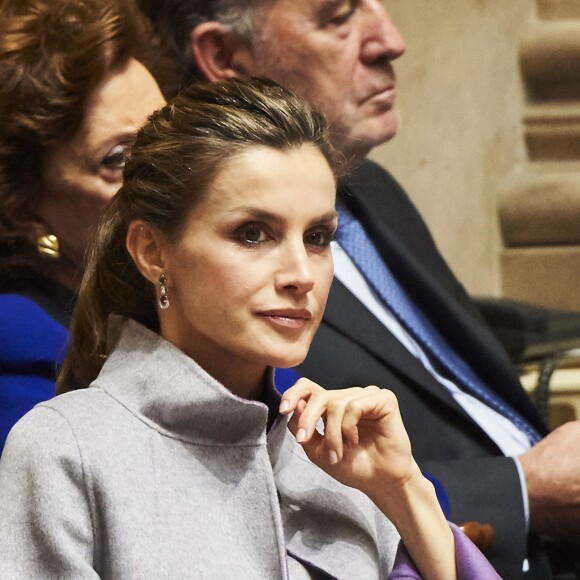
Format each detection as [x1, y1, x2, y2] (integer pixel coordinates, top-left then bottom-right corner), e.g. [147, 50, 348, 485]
[0, 275, 71, 455]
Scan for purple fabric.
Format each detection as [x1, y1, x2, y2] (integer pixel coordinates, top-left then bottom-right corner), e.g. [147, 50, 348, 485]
[389, 522, 501, 579]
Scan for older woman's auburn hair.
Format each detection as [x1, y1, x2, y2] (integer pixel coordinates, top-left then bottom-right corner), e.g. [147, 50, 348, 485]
[58, 77, 342, 393]
[0, 0, 155, 276]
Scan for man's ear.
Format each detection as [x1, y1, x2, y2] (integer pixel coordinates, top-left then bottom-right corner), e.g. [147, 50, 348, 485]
[126, 220, 167, 286]
[190, 21, 254, 81]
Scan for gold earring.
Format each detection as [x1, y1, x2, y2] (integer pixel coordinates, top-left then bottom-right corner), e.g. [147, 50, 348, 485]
[159, 273, 169, 309]
[36, 234, 60, 259]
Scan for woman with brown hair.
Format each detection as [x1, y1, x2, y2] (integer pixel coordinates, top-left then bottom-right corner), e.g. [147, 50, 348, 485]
[0, 77, 498, 579]
[0, 0, 165, 452]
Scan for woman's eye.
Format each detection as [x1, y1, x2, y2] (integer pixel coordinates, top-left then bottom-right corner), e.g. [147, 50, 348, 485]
[305, 229, 333, 248]
[101, 145, 127, 171]
[239, 224, 267, 244]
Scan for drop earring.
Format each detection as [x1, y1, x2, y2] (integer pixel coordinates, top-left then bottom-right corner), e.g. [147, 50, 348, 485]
[159, 273, 169, 310]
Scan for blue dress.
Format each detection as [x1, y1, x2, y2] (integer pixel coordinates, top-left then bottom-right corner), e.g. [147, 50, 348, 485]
[0, 273, 72, 455]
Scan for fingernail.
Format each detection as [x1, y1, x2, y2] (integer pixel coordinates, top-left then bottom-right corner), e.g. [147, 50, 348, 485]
[329, 450, 338, 465]
[279, 400, 290, 413]
[296, 428, 307, 443]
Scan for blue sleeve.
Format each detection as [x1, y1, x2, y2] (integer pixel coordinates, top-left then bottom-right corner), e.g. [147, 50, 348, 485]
[0, 294, 68, 455]
[274, 367, 302, 394]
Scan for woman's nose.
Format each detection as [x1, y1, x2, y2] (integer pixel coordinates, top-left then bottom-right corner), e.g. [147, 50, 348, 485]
[275, 242, 315, 294]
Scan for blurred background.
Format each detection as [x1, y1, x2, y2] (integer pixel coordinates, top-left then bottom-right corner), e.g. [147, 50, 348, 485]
[373, 0, 580, 311]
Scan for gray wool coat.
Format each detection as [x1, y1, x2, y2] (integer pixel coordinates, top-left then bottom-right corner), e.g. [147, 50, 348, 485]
[0, 318, 500, 579]
[0, 318, 402, 579]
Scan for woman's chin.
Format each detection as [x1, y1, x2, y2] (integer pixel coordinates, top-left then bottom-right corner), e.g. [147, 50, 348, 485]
[268, 351, 308, 370]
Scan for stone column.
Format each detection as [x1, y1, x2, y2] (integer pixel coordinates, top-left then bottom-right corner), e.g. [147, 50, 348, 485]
[499, 0, 580, 310]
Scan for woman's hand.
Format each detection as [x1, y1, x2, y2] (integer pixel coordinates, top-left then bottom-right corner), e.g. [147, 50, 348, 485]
[279, 378, 415, 500]
[280, 378, 457, 580]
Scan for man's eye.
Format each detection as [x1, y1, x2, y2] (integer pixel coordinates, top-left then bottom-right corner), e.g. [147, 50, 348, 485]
[329, 8, 354, 26]
[325, 1, 356, 27]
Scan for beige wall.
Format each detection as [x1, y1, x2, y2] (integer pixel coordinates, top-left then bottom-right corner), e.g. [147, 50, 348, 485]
[370, 0, 535, 296]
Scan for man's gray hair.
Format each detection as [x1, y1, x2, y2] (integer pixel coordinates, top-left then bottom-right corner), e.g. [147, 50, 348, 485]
[137, 0, 260, 93]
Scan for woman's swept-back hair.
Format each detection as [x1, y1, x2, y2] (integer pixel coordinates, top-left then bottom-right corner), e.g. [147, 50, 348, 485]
[58, 77, 341, 393]
[0, 0, 158, 278]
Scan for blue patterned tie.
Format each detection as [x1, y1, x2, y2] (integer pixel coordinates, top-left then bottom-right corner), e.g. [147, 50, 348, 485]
[336, 205, 541, 445]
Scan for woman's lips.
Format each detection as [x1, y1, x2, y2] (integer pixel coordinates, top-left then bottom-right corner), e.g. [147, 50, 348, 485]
[258, 309, 312, 330]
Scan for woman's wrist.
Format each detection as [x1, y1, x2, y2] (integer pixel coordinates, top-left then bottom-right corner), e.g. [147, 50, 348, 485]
[369, 463, 457, 580]
[367, 462, 435, 523]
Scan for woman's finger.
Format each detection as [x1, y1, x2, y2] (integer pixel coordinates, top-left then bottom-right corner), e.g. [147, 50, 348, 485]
[319, 387, 392, 462]
[283, 384, 405, 469]
[290, 389, 333, 444]
[289, 387, 382, 461]
[340, 388, 397, 436]
[279, 377, 323, 415]
[287, 398, 326, 456]
[295, 386, 370, 445]
[318, 397, 347, 464]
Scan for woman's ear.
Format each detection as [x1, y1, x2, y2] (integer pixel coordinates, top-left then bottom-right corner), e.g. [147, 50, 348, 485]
[126, 220, 166, 285]
[190, 21, 255, 81]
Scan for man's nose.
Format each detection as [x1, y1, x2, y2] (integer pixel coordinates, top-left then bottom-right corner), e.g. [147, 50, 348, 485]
[360, 0, 406, 64]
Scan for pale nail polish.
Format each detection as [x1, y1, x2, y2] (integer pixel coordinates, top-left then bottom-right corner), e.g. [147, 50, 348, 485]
[296, 428, 307, 443]
[279, 400, 290, 413]
[329, 450, 338, 465]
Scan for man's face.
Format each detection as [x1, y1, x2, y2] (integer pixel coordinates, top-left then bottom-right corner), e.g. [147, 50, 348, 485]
[245, 0, 405, 163]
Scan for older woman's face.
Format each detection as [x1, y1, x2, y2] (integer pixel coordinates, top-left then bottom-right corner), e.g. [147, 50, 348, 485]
[39, 57, 165, 287]
[160, 144, 337, 393]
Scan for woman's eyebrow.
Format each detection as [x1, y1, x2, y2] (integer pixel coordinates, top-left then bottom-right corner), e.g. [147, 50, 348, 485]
[225, 207, 284, 223]
[227, 207, 338, 226]
[314, 210, 339, 224]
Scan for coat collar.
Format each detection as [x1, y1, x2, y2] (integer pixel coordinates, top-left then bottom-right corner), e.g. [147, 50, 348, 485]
[91, 319, 397, 579]
[93, 317, 278, 446]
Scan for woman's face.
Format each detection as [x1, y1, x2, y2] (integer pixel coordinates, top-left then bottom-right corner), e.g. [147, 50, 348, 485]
[39, 57, 165, 288]
[160, 144, 337, 393]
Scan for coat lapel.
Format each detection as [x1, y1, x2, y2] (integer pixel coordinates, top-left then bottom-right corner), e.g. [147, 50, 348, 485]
[271, 425, 396, 580]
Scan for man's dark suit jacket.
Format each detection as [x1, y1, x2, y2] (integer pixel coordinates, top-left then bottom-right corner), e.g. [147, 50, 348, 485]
[298, 160, 553, 579]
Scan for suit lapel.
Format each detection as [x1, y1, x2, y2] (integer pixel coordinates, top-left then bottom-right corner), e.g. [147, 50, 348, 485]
[323, 278, 475, 420]
[340, 161, 547, 434]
